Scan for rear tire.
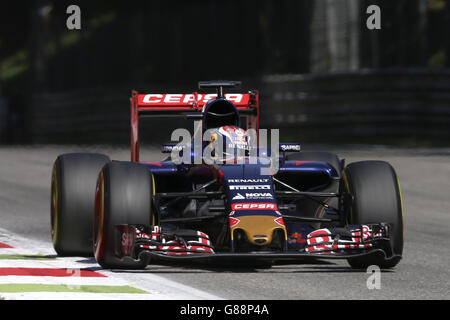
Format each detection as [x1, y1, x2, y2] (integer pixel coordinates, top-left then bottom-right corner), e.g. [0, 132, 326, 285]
[94, 161, 156, 269]
[343, 161, 404, 269]
[51, 153, 111, 256]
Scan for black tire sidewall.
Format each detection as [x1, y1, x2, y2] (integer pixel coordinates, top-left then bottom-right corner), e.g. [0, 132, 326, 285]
[344, 160, 404, 268]
[94, 161, 154, 269]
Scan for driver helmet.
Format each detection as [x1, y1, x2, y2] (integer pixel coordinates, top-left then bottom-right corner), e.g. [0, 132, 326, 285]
[208, 126, 251, 161]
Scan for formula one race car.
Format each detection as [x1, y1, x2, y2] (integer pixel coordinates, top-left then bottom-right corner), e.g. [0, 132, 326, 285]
[50, 81, 403, 269]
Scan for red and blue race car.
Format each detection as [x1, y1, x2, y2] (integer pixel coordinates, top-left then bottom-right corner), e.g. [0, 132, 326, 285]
[50, 81, 403, 269]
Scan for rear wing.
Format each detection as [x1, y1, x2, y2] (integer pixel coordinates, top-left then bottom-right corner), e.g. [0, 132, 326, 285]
[130, 90, 260, 162]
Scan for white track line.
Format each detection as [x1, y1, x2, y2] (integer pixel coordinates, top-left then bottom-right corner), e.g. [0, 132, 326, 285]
[0, 228, 222, 300]
[1, 292, 161, 300]
[0, 276, 127, 286]
[0, 259, 103, 269]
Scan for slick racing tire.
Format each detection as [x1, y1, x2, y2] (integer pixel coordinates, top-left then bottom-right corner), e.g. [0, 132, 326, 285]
[343, 161, 404, 269]
[286, 151, 342, 177]
[94, 161, 156, 269]
[51, 153, 111, 256]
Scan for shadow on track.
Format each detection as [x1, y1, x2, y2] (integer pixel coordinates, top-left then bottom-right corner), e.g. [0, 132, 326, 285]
[73, 257, 395, 274]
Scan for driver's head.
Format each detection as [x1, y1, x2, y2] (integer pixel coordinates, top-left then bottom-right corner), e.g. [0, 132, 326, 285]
[208, 126, 251, 161]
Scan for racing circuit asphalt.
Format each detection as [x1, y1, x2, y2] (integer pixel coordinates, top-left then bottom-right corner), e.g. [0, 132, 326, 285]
[0, 144, 449, 299]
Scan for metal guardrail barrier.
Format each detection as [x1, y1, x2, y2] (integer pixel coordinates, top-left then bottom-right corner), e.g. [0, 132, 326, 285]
[28, 69, 450, 146]
[260, 68, 450, 144]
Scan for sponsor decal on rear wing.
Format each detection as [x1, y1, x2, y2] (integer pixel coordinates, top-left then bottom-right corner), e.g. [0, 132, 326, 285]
[137, 93, 251, 107]
[130, 89, 260, 162]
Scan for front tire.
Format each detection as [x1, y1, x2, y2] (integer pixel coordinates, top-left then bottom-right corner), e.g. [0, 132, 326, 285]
[94, 161, 156, 269]
[343, 160, 404, 269]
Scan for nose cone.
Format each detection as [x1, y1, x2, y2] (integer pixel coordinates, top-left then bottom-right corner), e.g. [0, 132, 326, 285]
[230, 215, 286, 246]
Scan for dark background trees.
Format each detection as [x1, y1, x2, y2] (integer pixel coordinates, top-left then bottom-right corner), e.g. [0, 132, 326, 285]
[1, 0, 449, 144]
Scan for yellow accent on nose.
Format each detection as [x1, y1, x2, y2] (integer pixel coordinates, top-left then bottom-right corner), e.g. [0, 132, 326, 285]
[51, 163, 59, 245]
[396, 177, 404, 239]
[230, 215, 287, 246]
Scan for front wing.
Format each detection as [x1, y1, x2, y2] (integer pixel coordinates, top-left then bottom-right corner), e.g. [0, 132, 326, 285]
[114, 224, 400, 267]
[136, 248, 400, 264]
